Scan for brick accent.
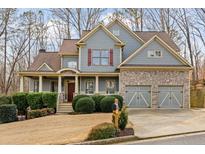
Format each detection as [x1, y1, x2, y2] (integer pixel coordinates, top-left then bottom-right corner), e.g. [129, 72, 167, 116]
[120, 70, 190, 109]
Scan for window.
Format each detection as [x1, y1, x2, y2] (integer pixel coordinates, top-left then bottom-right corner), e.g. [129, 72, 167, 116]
[92, 50, 109, 65]
[51, 81, 57, 92]
[106, 80, 115, 94]
[86, 80, 94, 94]
[67, 61, 77, 69]
[148, 50, 162, 58]
[113, 29, 120, 36]
[34, 80, 39, 92]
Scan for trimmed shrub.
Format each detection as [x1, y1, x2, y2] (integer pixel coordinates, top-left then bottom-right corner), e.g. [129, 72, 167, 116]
[0, 95, 12, 106]
[111, 95, 123, 109]
[87, 122, 116, 140]
[42, 92, 57, 109]
[91, 95, 105, 112]
[0, 104, 17, 123]
[118, 107, 128, 130]
[27, 92, 43, 110]
[12, 92, 28, 115]
[100, 96, 115, 112]
[27, 108, 55, 119]
[27, 109, 43, 119]
[72, 95, 89, 111]
[75, 97, 95, 113]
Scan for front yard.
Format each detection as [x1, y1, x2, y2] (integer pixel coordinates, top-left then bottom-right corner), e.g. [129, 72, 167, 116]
[0, 113, 112, 144]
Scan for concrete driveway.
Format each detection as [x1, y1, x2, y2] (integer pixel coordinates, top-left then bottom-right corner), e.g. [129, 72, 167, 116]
[128, 108, 205, 138]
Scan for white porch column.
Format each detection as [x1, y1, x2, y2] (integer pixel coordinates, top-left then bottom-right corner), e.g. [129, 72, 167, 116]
[58, 76, 62, 93]
[39, 76, 43, 92]
[75, 76, 79, 94]
[20, 76, 24, 92]
[95, 76, 99, 94]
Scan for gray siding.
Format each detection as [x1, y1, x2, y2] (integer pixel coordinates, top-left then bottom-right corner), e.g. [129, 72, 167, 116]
[62, 56, 78, 69]
[127, 40, 185, 66]
[80, 29, 121, 72]
[108, 23, 142, 60]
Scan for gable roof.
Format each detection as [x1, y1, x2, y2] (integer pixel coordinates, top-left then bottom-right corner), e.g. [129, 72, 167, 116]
[37, 63, 54, 71]
[118, 35, 192, 68]
[134, 31, 180, 52]
[76, 23, 125, 46]
[59, 39, 79, 55]
[28, 52, 61, 72]
[106, 18, 145, 44]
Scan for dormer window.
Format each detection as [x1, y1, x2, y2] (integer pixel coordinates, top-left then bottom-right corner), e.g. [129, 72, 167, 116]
[113, 29, 120, 36]
[148, 50, 162, 58]
[67, 61, 77, 69]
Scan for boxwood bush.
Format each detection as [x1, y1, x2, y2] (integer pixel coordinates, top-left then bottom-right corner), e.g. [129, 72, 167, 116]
[0, 95, 12, 106]
[75, 97, 95, 113]
[27, 92, 43, 110]
[72, 94, 89, 111]
[100, 96, 116, 112]
[87, 122, 116, 140]
[42, 92, 57, 109]
[118, 107, 128, 130]
[12, 92, 28, 115]
[0, 104, 17, 123]
[91, 95, 105, 112]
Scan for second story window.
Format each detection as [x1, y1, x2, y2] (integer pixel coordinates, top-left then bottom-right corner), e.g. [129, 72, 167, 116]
[92, 50, 109, 66]
[67, 61, 77, 69]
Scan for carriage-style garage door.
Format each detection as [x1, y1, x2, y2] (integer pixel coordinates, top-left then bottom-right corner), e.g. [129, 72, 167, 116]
[158, 86, 183, 108]
[125, 85, 151, 108]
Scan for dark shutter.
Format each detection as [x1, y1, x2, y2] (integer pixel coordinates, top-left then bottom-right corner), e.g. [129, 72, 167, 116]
[110, 48, 113, 66]
[88, 48, 92, 66]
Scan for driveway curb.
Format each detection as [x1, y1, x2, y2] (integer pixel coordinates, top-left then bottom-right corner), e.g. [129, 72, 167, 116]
[73, 135, 138, 145]
[73, 130, 205, 145]
[136, 130, 205, 141]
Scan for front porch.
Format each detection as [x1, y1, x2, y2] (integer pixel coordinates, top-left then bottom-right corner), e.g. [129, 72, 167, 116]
[19, 70, 120, 113]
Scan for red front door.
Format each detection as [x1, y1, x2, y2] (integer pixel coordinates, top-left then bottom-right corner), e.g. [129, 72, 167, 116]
[68, 83, 75, 102]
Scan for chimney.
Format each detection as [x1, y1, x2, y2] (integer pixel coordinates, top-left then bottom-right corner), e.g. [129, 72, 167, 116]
[39, 49, 46, 53]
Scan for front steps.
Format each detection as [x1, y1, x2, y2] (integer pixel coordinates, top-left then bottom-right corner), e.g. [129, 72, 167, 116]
[57, 103, 73, 113]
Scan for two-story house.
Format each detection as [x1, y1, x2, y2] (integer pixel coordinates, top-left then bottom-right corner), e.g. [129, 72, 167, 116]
[19, 19, 192, 112]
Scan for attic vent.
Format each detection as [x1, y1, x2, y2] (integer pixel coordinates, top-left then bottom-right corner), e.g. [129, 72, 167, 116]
[113, 29, 120, 36]
[39, 49, 46, 52]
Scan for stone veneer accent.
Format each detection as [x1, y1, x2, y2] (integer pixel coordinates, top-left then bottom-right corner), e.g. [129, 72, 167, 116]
[120, 70, 190, 108]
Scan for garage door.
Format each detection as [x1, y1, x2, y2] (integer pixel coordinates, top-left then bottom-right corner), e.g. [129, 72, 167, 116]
[125, 85, 151, 108]
[158, 86, 183, 108]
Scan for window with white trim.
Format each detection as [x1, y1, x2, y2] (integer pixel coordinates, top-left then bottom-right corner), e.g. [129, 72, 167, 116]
[147, 50, 162, 58]
[113, 29, 120, 36]
[92, 50, 109, 66]
[86, 80, 94, 94]
[67, 61, 77, 69]
[106, 80, 115, 94]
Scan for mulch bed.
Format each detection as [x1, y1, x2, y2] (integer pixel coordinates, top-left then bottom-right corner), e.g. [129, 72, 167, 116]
[116, 128, 134, 137]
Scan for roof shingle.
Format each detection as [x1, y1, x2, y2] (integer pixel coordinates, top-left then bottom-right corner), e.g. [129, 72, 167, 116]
[59, 39, 79, 55]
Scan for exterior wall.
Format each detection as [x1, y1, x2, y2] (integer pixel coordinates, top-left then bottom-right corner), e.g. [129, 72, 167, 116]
[120, 70, 190, 108]
[127, 40, 184, 66]
[108, 23, 142, 60]
[62, 56, 78, 68]
[80, 29, 121, 72]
